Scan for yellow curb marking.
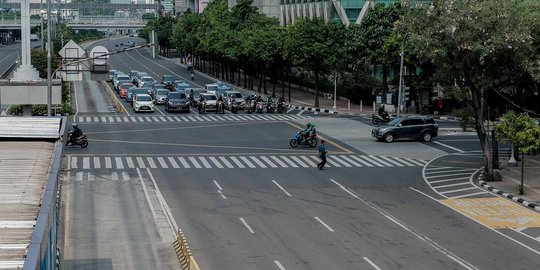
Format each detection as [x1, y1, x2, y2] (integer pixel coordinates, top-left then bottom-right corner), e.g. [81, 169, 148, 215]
[440, 197, 540, 228]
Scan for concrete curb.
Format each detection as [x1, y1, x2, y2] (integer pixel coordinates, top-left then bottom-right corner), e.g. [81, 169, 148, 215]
[288, 105, 338, 114]
[479, 180, 540, 213]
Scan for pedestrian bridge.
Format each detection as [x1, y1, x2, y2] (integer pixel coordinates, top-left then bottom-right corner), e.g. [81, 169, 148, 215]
[0, 17, 147, 30]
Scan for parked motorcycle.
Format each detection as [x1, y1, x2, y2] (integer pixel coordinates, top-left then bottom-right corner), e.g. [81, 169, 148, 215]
[289, 131, 318, 148]
[66, 130, 88, 148]
[372, 113, 392, 124]
[266, 101, 276, 113]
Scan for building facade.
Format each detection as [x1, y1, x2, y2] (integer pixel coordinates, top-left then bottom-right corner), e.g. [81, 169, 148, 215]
[279, 0, 396, 26]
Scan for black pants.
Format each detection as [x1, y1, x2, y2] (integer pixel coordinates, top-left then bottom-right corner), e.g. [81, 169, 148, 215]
[318, 155, 327, 169]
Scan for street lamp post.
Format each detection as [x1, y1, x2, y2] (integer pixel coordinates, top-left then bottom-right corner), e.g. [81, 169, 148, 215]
[397, 43, 405, 117]
[333, 71, 337, 109]
[46, 0, 52, 116]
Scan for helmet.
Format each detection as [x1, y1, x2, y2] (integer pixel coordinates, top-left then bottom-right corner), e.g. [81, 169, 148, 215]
[72, 123, 78, 128]
[306, 123, 312, 127]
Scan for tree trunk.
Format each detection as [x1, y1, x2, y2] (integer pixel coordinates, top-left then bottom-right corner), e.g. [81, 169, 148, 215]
[469, 82, 493, 177]
[257, 71, 263, 92]
[314, 70, 320, 108]
[244, 69, 247, 88]
[263, 71, 268, 95]
[272, 71, 276, 98]
[382, 65, 389, 99]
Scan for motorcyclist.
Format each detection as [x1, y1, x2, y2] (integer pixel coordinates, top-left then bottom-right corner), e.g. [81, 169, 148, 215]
[378, 104, 389, 120]
[190, 71, 195, 81]
[198, 96, 206, 113]
[217, 95, 224, 114]
[301, 123, 314, 142]
[70, 123, 83, 143]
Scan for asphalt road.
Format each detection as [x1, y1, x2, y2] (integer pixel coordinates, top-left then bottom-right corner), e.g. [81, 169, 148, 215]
[61, 37, 540, 270]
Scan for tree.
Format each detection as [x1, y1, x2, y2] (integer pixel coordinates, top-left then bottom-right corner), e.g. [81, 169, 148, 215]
[495, 111, 540, 193]
[405, 0, 540, 178]
[285, 18, 344, 107]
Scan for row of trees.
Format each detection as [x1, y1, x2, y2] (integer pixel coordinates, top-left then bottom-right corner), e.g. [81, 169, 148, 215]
[143, 0, 540, 179]
[142, 0, 405, 108]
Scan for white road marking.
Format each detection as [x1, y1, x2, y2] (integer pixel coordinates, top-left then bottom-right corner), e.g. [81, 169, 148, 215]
[380, 156, 405, 166]
[270, 156, 288, 167]
[188, 157, 202, 168]
[93, 157, 101, 169]
[146, 157, 157, 168]
[410, 186, 540, 257]
[331, 156, 353, 167]
[239, 217, 255, 233]
[350, 155, 373, 167]
[429, 177, 470, 184]
[126, 157, 135, 168]
[105, 157, 112, 169]
[157, 157, 168, 168]
[111, 172, 119, 181]
[439, 187, 477, 194]
[145, 168, 179, 239]
[88, 172, 94, 181]
[71, 156, 78, 169]
[448, 191, 489, 199]
[209, 157, 224, 168]
[213, 180, 223, 191]
[75, 172, 83, 181]
[230, 157, 246, 168]
[168, 157, 180, 168]
[290, 156, 309, 168]
[83, 157, 90, 169]
[260, 156, 278, 168]
[433, 182, 470, 189]
[249, 156, 267, 168]
[300, 155, 317, 167]
[115, 157, 124, 169]
[331, 178, 479, 270]
[177, 157, 191, 168]
[122, 171, 130, 181]
[272, 180, 292, 197]
[198, 157, 212, 168]
[218, 190, 227, 200]
[136, 157, 146, 168]
[368, 155, 392, 166]
[426, 172, 475, 179]
[274, 260, 286, 270]
[219, 156, 234, 168]
[314, 217, 334, 232]
[404, 157, 426, 166]
[339, 155, 362, 167]
[433, 141, 465, 153]
[363, 257, 382, 270]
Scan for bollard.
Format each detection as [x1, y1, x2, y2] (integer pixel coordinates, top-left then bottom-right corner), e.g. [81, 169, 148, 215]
[360, 100, 363, 112]
[347, 99, 350, 111]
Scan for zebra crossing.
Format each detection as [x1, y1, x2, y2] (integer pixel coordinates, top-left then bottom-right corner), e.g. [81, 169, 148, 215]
[72, 171, 134, 182]
[75, 114, 307, 123]
[423, 166, 488, 199]
[69, 154, 428, 170]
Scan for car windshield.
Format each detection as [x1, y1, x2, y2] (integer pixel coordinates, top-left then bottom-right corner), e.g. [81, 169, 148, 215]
[163, 76, 174, 82]
[137, 95, 152, 101]
[204, 95, 217, 100]
[157, 90, 168, 95]
[388, 118, 403, 126]
[143, 77, 153, 82]
[193, 89, 206, 96]
[117, 75, 129, 80]
[121, 83, 133, 88]
[230, 93, 242, 98]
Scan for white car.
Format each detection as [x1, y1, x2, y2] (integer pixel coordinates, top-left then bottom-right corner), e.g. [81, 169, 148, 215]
[133, 94, 154, 113]
[114, 73, 130, 90]
[138, 76, 155, 88]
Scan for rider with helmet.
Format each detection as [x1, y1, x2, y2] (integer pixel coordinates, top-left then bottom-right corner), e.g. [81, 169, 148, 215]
[70, 123, 83, 143]
[301, 123, 315, 142]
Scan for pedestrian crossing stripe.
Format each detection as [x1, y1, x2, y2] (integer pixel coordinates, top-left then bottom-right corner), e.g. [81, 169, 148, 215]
[73, 171, 132, 182]
[69, 154, 427, 170]
[76, 114, 307, 123]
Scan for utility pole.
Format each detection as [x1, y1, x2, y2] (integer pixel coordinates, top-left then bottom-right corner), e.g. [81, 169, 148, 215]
[397, 44, 405, 117]
[47, 0, 52, 116]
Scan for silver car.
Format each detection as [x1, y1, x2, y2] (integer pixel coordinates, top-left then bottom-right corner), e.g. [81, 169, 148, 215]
[224, 90, 246, 110]
[199, 93, 218, 111]
[153, 89, 169, 105]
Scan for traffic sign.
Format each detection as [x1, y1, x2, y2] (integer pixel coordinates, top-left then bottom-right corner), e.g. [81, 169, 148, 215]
[58, 40, 85, 59]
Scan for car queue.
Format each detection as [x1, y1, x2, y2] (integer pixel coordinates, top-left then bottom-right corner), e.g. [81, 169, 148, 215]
[107, 69, 287, 115]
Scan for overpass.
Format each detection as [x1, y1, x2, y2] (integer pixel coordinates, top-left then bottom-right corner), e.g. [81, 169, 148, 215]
[0, 17, 147, 30]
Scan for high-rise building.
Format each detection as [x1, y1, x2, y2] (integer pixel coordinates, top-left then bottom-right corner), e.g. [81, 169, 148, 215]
[279, 0, 397, 26]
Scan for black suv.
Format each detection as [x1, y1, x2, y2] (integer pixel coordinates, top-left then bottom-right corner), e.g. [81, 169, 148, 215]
[372, 116, 438, 143]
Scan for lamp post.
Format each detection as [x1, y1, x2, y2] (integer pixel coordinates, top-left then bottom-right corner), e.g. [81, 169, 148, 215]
[333, 71, 337, 109]
[46, 0, 52, 116]
[397, 43, 404, 117]
[40, 0, 44, 51]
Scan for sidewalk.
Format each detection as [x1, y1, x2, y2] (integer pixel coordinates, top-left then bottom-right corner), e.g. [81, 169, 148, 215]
[479, 155, 540, 212]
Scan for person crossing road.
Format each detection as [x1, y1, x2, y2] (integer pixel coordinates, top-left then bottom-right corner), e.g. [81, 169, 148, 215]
[317, 140, 327, 170]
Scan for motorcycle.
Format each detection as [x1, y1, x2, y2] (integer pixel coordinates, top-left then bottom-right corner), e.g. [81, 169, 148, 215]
[231, 102, 238, 114]
[190, 72, 195, 81]
[266, 101, 276, 113]
[245, 100, 253, 114]
[277, 101, 286, 113]
[216, 100, 225, 114]
[198, 100, 207, 114]
[372, 113, 392, 124]
[256, 100, 264, 113]
[289, 131, 318, 148]
[66, 130, 88, 148]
